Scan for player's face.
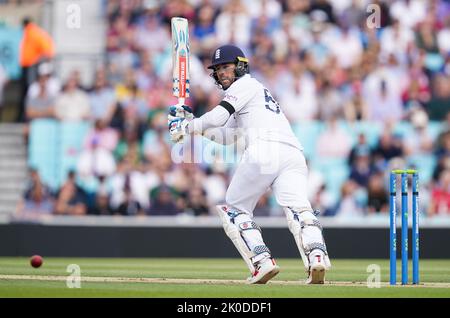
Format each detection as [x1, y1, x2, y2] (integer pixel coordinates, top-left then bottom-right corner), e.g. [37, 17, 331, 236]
[214, 63, 236, 89]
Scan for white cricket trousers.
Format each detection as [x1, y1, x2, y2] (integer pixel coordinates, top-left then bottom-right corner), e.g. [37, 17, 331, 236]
[225, 140, 312, 216]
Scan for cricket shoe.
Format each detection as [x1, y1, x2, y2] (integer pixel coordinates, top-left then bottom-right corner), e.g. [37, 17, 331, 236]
[306, 250, 327, 284]
[247, 258, 280, 284]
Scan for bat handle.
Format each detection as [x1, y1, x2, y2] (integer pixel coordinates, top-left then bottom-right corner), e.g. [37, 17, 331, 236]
[177, 98, 185, 106]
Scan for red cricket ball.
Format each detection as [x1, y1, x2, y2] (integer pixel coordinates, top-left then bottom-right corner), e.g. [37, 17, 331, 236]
[30, 255, 43, 268]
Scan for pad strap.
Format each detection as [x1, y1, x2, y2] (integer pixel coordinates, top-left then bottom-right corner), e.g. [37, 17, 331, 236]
[238, 221, 262, 233]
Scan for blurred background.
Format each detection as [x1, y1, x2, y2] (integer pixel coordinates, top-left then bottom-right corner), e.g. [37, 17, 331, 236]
[0, 0, 449, 224]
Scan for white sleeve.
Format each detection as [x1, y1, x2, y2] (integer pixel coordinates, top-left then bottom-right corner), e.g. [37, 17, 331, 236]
[221, 79, 257, 113]
[188, 105, 230, 135]
[202, 115, 241, 145]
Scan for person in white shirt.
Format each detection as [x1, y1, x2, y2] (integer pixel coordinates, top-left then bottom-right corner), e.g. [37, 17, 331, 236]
[54, 74, 90, 122]
[168, 45, 331, 284]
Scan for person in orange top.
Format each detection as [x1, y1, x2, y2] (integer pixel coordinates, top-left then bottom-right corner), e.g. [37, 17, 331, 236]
[18, 17, 55, 122]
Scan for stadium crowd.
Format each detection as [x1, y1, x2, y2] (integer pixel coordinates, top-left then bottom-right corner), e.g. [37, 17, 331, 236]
[15, 0, 450, 218]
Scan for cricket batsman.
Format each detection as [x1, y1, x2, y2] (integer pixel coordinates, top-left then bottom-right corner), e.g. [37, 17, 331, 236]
[168, 45, 331, 284]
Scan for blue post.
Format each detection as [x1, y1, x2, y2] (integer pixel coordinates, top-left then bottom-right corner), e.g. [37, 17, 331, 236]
[389, 172, 397, 285]
[412, 173, 419, 284]
[401, 173, 408, 285]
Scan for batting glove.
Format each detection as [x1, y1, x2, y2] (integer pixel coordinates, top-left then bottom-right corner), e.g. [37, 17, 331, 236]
[168, 117, 190, 143]
[168, 105, 194, 123]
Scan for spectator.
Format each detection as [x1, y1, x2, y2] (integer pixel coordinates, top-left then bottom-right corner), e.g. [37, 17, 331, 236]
[114, 127, 144, 168]
[372, 129, 404, 165]
[89, 68, 117, 124]
[77, 137, 117, 180]
[380, 19, 414, 65]
[317, 79, 344, 120]
[435, 130, 450, 163]
[390, 0, 426, 30]
[143, 117, 171, 172]
[215, 0, 251, 50]
[89, 190, 112, 216]
[343, 80, 369, 122]
[19, 17, 55, 122]
[278, 58, 318, 122]
[427, 74, 450, 121]
[121, 83, 149, 124]
[316, 116, 352, 159]
[202, 165, 228, 207]
[367, 172, 389, 214]
[83, 119, 119, 152]
[305, 21, 330, 69]
[16, 168, 54, 215]
[310, 183, 336, 217]
[134, 10, 169, 54]
[25, 64, 58, 121]
[54, 171, 88, 215]
[54, 73, 90, 121]
[160, 0, 195, 25]
[366, 79, 403, 123]
[193, 2, 218, 51]
[326, 19, 363, 70]
[309, 0, 336, 24]
[245, 0, 282, 20]
[349, 147, 375, 188]
[135, 56, 157, 92]
[401, 65, 431, 113]
[428, 169, 450, 216]
[148, 184, 180, 216]
[403, 108, 434, 156]
[116, 187, 144, 216]
[437, 15, 450, 56]
[432, 153, 450, 183]
[109, 159, 150, 210]
[348, 133, 371, 167]
[340, 0, 365, 27]
[416, 17, 440, 55]
[186, 186, 210, 216]
[334, 180, 365, 217]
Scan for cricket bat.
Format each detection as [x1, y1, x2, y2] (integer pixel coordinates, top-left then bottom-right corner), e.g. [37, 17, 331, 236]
[171, 17, 190, 106]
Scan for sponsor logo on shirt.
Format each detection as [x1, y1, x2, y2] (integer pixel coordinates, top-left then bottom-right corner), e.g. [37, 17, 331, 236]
[224, 93, 238, 103]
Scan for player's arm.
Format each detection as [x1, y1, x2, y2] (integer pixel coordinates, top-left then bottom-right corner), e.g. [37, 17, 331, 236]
[168, 80, 254, 143]
[188, 101, 234, 135]
[168, 102, 234, 143]
[202, 109, 241, 145]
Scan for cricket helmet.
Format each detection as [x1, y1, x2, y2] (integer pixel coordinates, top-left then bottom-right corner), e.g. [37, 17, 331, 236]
[208, 45, 249, 88]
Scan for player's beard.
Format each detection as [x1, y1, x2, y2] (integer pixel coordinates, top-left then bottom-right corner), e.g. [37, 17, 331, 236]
[219, 77, 234, 90]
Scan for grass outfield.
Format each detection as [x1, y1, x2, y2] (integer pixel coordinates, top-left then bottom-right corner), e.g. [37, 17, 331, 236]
[0, 258, 449, 297]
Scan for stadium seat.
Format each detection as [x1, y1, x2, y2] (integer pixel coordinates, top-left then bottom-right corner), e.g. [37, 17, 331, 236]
[427, 121, 445, 141]
[28, 119, 59, 189]
[347, 121, 383, 148]
[393, 121, 413, 139]
[407, 154, 436, 184]
[311, 157, 350, 205]
[57, 122, 90, 187]
[28, 120, 92, 189]
[292, 121, 324, 161]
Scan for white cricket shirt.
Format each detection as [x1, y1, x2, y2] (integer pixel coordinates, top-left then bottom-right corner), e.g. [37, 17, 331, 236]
[221, 74, 303, 150]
